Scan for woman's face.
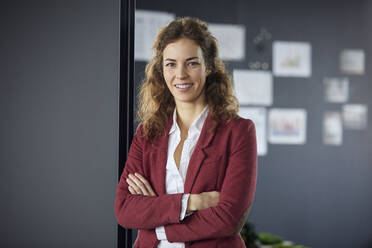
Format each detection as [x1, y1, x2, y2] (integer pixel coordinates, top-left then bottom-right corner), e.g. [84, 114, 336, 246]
[162, 38, 209, 107]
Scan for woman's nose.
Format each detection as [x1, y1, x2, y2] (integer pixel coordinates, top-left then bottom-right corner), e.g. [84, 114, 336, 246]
[175, 65, 188, 80]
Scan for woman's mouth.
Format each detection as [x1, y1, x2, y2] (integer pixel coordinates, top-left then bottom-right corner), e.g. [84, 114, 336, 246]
[175, 83, 193, 89]
[174, 83, 193, 92]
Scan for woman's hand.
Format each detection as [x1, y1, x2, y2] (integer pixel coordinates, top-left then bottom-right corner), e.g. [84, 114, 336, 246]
[187, 191, 220, 212]
[126, 173, 157, 196]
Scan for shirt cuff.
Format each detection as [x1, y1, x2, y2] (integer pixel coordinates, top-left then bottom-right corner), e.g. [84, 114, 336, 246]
[155, 226, 167, 240]
[180, 193, 190, 220]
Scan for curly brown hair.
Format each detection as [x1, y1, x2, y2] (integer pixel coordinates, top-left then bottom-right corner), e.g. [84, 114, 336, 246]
[138, 17, 239, 140]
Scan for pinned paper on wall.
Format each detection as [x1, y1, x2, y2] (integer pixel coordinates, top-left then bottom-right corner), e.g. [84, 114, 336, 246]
[135, 10, 175, 61]
[343, 104, 368, 129]
[323, 112, 343, 146]
[233, 70, 273, 106]
[238, 107, 267, 156]
[273, 41, 312, 77]
[208, 24, 245, 61]
[324, 77, 349, 103]
[340, 49, 365, 75]
[268, 108, 307, 144]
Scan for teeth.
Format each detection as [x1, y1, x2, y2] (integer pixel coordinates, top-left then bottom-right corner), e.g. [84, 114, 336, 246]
[175, 84, 192, 89]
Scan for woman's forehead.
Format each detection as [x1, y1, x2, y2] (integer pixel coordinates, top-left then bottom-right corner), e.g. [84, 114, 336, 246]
[163, 38, 203, 60]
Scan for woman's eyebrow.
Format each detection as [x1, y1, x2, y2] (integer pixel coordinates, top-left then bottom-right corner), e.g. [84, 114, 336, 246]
[186, 57, 199, 61]
[164, 57, 200, 62]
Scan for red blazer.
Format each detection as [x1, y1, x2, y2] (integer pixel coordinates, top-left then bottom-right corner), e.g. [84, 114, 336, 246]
[114, 113, 257, 248]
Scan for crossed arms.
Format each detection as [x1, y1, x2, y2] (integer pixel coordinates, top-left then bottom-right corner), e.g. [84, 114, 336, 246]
[114, 119, 257, 242]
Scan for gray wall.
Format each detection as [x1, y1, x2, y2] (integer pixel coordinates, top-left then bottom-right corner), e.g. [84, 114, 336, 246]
[0, 1, 119, 247]
[135, 1, 372, 247]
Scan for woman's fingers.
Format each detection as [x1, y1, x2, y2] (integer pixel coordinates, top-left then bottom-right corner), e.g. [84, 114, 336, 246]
[126, 174, 150, 195]
[126, 173, 157, 196]
[126, 177, 144, 195]
[134, 173, 156, 196]
[128, 185, 136, 194]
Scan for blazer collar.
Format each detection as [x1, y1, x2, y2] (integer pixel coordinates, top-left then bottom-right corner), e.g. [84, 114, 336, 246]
[151, 110, 218, 150]
[194, 111, 218, 149]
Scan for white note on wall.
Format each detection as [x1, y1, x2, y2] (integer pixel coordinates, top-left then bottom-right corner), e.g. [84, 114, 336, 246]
[324, 77, 349, 103]
[238, 107, 267, 156]
[208, 23, 245, 61]
[323, 112, 343, 146]
[340, 49, 365, 75]
[135, 10, 175, 61]
[233, 70, 273, 106]
[343, 104, 368, 129]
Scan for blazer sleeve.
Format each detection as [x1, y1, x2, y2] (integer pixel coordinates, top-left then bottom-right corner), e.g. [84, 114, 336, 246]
[164, 119, 258, 242]
[114, 125, 184, 229]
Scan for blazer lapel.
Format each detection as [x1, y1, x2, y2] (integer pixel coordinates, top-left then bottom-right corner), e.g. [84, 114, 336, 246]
[184, 113, 218, 193]
[151, 115, 173, 196]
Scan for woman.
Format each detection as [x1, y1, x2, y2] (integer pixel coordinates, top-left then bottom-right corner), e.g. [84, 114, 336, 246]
[115, 17, 257, 247]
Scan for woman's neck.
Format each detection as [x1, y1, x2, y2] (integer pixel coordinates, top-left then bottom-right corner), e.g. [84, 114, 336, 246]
[175, 102, 207, 134]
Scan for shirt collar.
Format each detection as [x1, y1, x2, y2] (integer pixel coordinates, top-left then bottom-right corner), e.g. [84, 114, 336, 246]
[169, 105, 209, 135]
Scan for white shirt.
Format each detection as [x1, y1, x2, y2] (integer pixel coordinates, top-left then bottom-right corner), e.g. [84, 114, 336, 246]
[156, 106, 209, 248]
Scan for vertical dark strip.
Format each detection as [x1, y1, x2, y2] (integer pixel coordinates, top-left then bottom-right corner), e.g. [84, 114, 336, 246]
[118, 0, 135, 247]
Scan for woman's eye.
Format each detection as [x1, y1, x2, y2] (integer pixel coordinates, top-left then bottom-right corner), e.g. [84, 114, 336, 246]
[188, 61, 200, 66]
[165, 63, 176, 68]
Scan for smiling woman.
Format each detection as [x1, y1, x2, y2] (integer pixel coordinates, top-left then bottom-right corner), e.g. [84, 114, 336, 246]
[114, 17, 258, 248]
[162, 38, 208, 106]
[137, 17, 240, 141]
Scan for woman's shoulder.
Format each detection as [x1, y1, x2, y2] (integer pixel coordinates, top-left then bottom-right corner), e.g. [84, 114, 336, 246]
[133, 122, 168, 146]
[135, 123, 144, 134]
[220, 115, 255, 131]
[214, 116, 256, 148]
[133, 123, 147, 142]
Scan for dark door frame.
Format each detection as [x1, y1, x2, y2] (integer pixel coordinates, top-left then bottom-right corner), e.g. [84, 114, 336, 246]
[118, 0, 135, 247]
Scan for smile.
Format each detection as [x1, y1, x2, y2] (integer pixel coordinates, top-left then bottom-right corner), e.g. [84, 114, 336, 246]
[175, 84, 193, 89]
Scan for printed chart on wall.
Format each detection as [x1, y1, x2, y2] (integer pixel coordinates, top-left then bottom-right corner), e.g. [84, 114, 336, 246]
[268, 108, 307, 145]
[273, 41, 312, 77]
